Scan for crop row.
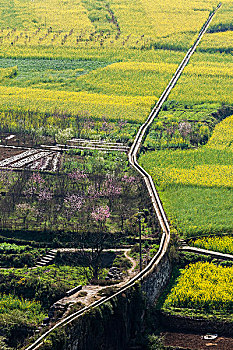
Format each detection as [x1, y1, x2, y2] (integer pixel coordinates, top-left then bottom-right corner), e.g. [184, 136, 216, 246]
[0, 0, 215, 49]
[0, 149, 61, 172]
[0, 149, 37, 167]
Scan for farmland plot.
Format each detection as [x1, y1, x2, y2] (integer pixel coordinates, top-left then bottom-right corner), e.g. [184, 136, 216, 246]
[0, 148, 61, 172]
[163, 262, 233, 317]
[0, 1, 231, 137]
[140, 115, 233, 236]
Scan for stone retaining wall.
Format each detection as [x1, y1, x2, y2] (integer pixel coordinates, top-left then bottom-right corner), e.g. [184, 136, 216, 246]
[142, 254, 172, 304]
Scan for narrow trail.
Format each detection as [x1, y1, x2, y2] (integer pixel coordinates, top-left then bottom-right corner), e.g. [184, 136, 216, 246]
[25, 4, 222, 349]
[44, 249, 138, 321]
[124, 249, 137, 275]
[35, 247, 135, 268]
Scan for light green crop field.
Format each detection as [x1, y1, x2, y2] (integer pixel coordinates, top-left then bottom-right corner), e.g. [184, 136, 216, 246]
[140, 115, 233, 237]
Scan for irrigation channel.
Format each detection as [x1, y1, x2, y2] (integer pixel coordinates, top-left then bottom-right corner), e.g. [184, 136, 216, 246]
[25, 4, 221, 349]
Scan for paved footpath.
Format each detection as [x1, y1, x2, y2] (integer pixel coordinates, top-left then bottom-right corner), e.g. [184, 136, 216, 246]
[181, 246, 233, 261]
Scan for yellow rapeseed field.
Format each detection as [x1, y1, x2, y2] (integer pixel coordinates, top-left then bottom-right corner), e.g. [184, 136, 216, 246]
[150, 164, 233, 188]
[75, 61, 177, 97]
[169, 60, 233, 104]
[0, 0, 225, 51]
[207, 115, 233, 150]
[0, 85, 155, 123]
[140, 0, 215, 37]
[200, 31, 233, 51]
[0, 0, 93, 31]
[164, 262, 233, 312]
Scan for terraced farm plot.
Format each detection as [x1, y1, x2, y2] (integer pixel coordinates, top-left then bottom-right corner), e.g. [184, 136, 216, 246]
[140, 115, 233, 237]
[0, 148, 61, 172]
[200, 0, 233, 53]
[163, 262, 233, 316]
[168, 58, 233, 105]
[0, 243, 46, 268]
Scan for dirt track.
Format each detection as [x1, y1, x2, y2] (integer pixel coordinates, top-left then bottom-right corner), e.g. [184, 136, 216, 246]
[163, 332, 233, 350]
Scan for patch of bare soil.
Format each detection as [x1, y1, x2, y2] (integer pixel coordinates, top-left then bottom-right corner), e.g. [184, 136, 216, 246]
[0, 147, 25, 161]
[0, 132, 55, 147]
[162, 332, 233, 350]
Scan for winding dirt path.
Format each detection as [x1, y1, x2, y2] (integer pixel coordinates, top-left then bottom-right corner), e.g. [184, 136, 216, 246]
[124, 249, 137, 275]
[48, 249, 138, 319]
